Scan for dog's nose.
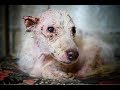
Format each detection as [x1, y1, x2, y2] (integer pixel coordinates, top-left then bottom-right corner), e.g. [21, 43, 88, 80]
[66, 49, 79, 61]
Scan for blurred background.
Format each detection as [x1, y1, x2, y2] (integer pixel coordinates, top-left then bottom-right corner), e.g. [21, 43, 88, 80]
[0, 5, 120, 61]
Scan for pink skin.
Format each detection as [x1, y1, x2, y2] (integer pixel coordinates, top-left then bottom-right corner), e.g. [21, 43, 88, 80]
[55, 53, 69, 64]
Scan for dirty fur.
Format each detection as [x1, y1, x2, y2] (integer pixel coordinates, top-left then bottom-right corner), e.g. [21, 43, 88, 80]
[17, 9, 116, 81]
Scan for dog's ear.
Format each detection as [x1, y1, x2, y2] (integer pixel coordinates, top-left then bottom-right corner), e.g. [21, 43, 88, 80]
[22, 16, 39, 32]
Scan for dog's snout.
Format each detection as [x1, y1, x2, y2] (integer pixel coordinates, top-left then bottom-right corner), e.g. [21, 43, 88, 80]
[66, 49, 79, 61]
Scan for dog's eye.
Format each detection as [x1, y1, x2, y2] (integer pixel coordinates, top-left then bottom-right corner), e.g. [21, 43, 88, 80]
[47, 27, 54, 33]
[72, 27, 76, 36]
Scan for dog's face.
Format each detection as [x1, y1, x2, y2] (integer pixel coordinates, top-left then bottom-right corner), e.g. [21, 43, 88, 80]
[23, 10, 79, 64]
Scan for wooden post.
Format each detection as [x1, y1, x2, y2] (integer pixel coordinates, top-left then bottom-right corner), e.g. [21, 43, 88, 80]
[3, 5, 10, 56]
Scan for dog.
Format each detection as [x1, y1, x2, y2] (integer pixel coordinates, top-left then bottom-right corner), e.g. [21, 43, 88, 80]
[17, 9, 116, 81]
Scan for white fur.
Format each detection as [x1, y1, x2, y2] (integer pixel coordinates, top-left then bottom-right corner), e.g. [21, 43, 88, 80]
[17, 9, 115, 80]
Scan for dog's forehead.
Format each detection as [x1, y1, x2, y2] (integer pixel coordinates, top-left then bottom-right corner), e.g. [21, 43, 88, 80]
[40, 10, 74, 27]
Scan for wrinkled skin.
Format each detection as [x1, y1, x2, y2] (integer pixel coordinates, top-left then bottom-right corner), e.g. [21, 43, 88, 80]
[17, 9, 115, 81]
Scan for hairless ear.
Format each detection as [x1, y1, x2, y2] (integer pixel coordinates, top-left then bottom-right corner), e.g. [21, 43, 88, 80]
[22, 16, 39, 32]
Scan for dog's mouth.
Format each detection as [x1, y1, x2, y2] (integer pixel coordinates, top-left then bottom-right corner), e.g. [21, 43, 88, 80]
[51, 53, 54, 56]
[56, 58, 79, 66]
[50, 53, 78, 65]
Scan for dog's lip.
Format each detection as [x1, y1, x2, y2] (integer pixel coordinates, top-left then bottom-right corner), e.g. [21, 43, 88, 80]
[59, 61, 72, 64]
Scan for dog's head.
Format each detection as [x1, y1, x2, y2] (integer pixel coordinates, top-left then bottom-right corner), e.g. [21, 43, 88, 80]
[23, 9, 79, 64]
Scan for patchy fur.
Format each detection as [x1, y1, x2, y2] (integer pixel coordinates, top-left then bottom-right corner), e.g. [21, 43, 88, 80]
[17, 9, 116, 81]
